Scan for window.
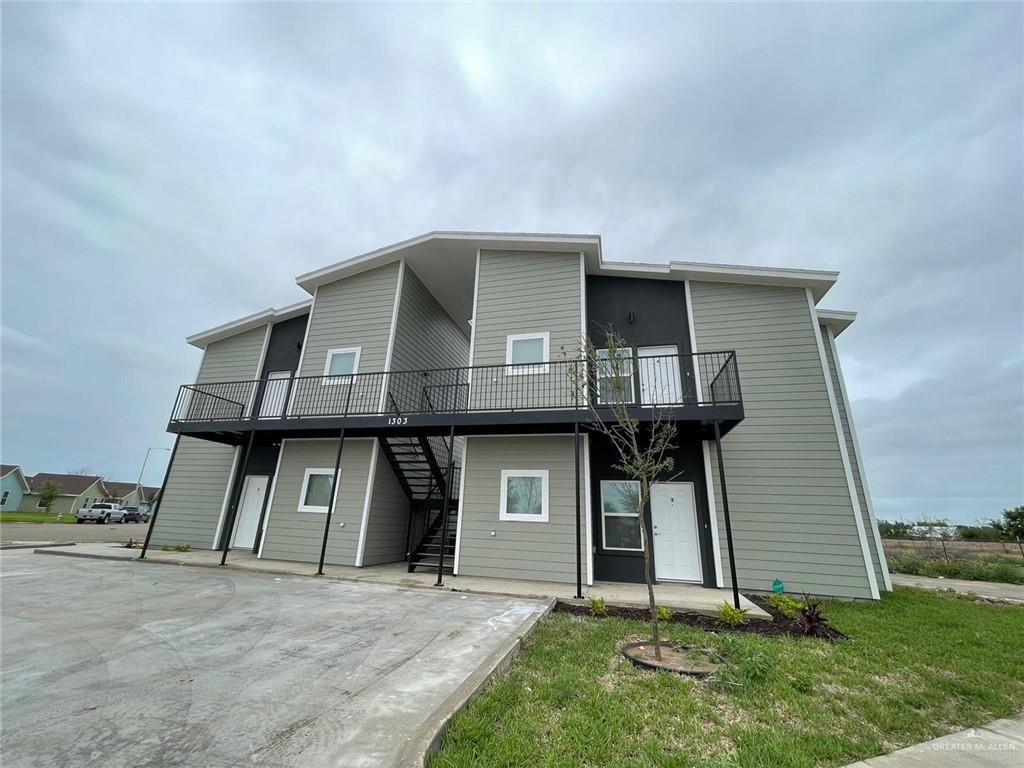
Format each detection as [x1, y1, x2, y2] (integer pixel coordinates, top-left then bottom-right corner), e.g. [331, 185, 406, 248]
[0, 490, 9, 506]
[499, 469, 549, 522]
[322, 347, 361, 384]
[505, 333, 549, 375]
[601, 480, 643, 551]
[298, 468, 338, 512]
[596, 348, 635, 404]
[36, 497, 49, 509]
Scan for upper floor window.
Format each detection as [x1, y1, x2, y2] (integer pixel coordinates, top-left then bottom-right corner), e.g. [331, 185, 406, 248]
[596, 348, 635, 404]
[505, 332, 549, 375]
[323, 347, 361, 384]
[0, 490, 10, 506]
[499, 469, 549, 522]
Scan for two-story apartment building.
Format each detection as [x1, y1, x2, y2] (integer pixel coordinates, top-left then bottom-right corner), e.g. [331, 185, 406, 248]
[142, 232, 891, 600]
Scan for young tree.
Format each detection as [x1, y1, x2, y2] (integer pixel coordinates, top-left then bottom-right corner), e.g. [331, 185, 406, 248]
[38, 481, 60, 513]
[568, 329, 678, 660]
[992, 506, 1024, 541]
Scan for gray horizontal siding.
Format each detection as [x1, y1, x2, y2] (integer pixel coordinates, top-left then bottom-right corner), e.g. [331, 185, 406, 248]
[470, 250, 582, 410]
[361, 447, 409, 566]
[822, 324, 888, 590]
[195, 326, 268, 385]
[293, 262, 400, 415]
[149, 437, 236, 550]
[259, 438, 373, 566]
[690, 281, 874, 599]
[391, 264, 470, 374]
[457, 435, 588, 583]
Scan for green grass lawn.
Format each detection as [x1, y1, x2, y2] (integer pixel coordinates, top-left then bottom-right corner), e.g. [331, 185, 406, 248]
[0, 511, 79, 524]
[430, 589, 1024, 768]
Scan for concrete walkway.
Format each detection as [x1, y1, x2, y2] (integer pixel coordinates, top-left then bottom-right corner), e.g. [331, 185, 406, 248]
[845, 714, 1022, 766]
[33, 541, 770, 619]
[891, 573, 1024, 604]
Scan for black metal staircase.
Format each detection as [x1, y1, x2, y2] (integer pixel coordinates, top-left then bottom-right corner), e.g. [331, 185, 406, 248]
[380, 434, 460, 575]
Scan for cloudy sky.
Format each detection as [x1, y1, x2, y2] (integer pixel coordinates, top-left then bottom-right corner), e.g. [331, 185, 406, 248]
[2, 3, 1021, 523]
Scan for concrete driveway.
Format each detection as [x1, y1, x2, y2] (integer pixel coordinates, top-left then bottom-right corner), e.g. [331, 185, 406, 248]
[0, 549, 548, 767]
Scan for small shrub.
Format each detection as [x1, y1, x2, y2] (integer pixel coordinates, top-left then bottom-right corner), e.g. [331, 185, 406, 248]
[160, 544, 191, 553]
[656, 606, 673, 622]
[797, 594, 833, 638]
[767, 593, 803, 619]
[717, 602, 749, 626]
[588, 597, 608, 617]
[888, 554, 925, 575]
[891, 554, 1024, 584]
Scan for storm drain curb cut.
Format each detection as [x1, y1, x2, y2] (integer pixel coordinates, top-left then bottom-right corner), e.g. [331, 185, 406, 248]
[396, 596, 556, 768]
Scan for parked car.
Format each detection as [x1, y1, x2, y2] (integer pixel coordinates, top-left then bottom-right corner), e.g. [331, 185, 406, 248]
[122, 506, 143, 523]
[76, 502, 126, 524]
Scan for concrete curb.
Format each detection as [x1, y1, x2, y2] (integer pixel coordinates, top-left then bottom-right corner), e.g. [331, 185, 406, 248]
[33, 547, 133, 561]
[395, 596, 556, 768]
[2, 542, 77, 551]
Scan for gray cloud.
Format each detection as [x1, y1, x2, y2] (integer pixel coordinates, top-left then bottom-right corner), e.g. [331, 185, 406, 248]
[2, 3, 1021, 519]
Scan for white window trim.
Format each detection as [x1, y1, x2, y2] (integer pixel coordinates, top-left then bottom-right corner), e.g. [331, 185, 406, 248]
[505, 332, 550, 375]
[498, 469, 549, 522]
[600, 479, 643, 552]
[36, 496, 50, 509]
[297, 467, 338, 513]
[595, 348, 636, 405]
[321, 347, 361, 385]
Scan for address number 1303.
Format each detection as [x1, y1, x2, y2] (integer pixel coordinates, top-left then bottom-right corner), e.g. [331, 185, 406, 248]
[388, 416, 409, 426]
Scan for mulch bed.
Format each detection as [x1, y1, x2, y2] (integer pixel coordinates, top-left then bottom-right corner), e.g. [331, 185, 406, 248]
[554, 595, 846, 641]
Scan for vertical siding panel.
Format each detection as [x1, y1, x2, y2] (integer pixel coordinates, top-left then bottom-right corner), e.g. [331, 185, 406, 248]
[459, 436, 589, 583]
[361, 446, 410, 566]
[822, 325, 889, 590]
[690, 281, 874, 598]
[259, 439, 373, 565]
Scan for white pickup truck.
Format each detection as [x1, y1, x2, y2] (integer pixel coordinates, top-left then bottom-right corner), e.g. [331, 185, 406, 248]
[76, 502, 127, 524]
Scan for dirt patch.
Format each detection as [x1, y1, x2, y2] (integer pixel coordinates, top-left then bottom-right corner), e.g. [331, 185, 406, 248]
[554, 596, 846, 641]
[622, 641, 723, 676]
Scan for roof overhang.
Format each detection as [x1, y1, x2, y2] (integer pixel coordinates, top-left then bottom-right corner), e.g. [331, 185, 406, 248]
[1, 466, 30, 492]
[186, 299, 312, 349]
[816, 309, 857, 337]
[589, 257, 838, 303]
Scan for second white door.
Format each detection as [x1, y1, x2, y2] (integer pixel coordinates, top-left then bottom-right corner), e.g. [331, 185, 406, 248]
[638, 346, 682, 405]
[231, 475, 268, 550]
[651, 482, 702, 582]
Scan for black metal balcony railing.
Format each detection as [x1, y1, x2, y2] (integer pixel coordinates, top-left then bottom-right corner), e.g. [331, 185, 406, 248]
[168, 351, 741, 424]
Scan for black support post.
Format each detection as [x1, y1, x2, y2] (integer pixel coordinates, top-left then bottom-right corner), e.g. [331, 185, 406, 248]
[220, 431, 256, 566]
[713, 420, 741, 610]
[138, 435, 181, 560]
[317, 427, 346, 575]
[574, 421, 583, 599]
[436, 425, 456, 587]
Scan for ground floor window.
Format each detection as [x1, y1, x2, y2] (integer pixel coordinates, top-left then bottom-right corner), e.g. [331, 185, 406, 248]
[600, 480, 643, 551]
[0, 490, 9, 506]
[36, 497, 49, 509]
[499, 469, 549, 522]
[298, 468, 337, 512]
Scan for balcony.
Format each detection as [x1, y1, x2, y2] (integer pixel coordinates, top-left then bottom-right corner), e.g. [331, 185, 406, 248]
[167, 351, 744, 440]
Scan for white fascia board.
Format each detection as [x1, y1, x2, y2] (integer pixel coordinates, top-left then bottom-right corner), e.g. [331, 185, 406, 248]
[186, 299, 313, 349]
[293, 231, 603, 294]
[816, 309, 857, 337]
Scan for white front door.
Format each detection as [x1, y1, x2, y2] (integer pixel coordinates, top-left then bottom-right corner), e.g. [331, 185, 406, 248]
[651, 482, 702, 582]
[231, 475, 268, 550]
[637, 346, 682, 405]
[259, 371, 291, 418]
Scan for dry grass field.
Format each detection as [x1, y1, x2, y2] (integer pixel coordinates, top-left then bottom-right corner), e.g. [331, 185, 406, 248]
[884, 537, 1024, 562]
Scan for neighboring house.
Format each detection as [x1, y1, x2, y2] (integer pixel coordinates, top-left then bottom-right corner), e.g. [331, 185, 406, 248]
[103, 481, 145, 508]
[0, 465, 31, 511]
[148, 231, 891, 599]
[19, 473, 107, 517]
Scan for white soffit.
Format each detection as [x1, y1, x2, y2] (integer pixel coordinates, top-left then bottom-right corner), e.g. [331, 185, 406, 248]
[816, 309, 857, 337]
